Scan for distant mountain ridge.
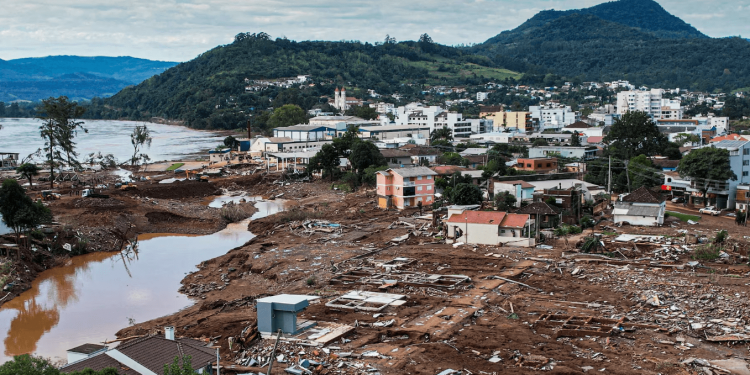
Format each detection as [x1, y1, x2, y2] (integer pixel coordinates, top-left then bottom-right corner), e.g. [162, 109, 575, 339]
[0, 56, 177, 102]
[474, 0, 750, 91]
[486, 0, 706, 43]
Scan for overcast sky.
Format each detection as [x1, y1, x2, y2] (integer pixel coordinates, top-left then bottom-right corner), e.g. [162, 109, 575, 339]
[1, 0, 748, 62]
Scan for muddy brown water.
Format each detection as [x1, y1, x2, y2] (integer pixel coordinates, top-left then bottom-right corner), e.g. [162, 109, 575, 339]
[0, 199, 288, 363]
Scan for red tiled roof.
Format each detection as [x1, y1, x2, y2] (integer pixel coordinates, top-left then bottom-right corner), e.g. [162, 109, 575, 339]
[501, 213, 531, 228]
[447, 211, 506, 225]
[710, 134, 749, 143]
[446, 211, 529, 228]
[430, 166, 473, 175]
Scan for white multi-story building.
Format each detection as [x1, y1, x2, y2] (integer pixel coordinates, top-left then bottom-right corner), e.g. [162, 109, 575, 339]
[476, 92, 489, 102]
[693, 115, 729, 134]
[369, 102, 396, 115]
[616, 89, 684, 120]
[529, 105, 577, 131]
[394, 103, 489, 139]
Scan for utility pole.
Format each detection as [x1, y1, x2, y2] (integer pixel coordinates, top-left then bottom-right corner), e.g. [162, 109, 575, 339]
[607, 156, 612, 194]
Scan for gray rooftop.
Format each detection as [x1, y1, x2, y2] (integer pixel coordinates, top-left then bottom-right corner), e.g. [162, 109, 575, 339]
[389, 166, 438, 177]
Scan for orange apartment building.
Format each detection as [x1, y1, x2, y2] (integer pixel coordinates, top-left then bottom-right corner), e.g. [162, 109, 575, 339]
[514, 157, 559, 174]
[376, 166, 438, 209]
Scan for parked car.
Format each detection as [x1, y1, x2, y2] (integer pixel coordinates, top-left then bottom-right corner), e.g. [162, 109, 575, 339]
[698, 206, 722, 216]
[671, 197, 684, 203]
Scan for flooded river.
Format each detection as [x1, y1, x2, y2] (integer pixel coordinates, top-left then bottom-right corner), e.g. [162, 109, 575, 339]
[0, 198, 288, 363]
[0, 118, 224, 162]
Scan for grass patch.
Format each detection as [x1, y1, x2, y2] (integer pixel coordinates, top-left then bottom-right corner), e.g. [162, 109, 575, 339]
[166, 163, 185, 171]
[601, 231, 617, 236]
[666, 211, 701, 222]
[692, 244, 723, 261]
[220, 204, 246, 223]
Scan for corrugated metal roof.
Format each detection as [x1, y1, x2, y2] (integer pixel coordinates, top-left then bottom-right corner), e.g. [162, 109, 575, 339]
[614, 203, 662, 217]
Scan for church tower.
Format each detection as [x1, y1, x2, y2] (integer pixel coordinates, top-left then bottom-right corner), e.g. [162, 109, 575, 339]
[334, 87, 341, 110]
[340, 87, 346, 110]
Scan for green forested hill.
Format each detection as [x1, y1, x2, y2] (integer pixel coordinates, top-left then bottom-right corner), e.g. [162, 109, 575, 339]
[485, 0, 705, 42]
[475, 12, 750, 92]
[90, 33, 520, 129]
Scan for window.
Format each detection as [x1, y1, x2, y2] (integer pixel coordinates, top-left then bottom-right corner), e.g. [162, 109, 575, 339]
[418, 186, 423, 191]
[744, 160, 750, 166]
[427, 175, 432, 180]
[427, 185, 432, 190]
[745, 149, 750, 155]
[546, 163, 551, 167]
[418, 176, 422, 180]
[744, 171, 749, 177]
[526, 164, 532, 168]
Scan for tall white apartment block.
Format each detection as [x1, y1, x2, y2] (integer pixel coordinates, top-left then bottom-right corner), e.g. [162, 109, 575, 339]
[616, 89, 683, 120]
[529, 104, 577, 131]
[394, 103, 486, 139]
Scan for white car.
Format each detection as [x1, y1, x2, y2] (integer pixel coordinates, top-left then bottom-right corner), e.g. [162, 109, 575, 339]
[698, 206, 722, 216]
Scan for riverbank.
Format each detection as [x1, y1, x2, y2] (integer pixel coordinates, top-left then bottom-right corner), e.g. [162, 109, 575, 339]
[0, 174, 258, 307]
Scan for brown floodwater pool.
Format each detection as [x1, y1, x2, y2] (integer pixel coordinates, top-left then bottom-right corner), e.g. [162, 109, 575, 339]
[0, 199, 288, 363]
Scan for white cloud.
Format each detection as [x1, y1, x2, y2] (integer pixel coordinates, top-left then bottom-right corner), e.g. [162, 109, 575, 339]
[0, 0, 748, 62]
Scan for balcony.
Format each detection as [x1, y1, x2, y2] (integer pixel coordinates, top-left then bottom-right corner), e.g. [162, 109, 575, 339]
[403, 181, 415, 187]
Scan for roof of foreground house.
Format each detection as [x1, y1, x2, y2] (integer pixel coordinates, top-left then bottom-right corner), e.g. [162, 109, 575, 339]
[446, 211, 529, 228]
[621, 186, 663, 204]
[514, 202, 563, 215]
[61, 336, 215, 375]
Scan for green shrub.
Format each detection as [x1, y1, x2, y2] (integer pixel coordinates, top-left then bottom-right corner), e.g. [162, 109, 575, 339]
[692, 244, 722, 260]
[714, 230, 728, 244]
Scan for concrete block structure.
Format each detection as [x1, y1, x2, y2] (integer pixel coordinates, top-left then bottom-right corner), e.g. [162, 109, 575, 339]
[256, 294, 315, 335]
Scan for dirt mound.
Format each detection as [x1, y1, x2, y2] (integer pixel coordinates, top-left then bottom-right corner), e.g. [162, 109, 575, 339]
[145, 211, 198, 225]
[120, 181, 220, 200]
[71, 198, 127, 210]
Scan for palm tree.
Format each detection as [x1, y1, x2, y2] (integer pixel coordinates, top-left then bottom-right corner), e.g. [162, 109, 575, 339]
[430, 126, 453, 142]
[16, 163, 40, 190]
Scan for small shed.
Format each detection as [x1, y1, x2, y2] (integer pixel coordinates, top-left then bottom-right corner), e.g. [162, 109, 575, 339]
[257, 294, 317, 335]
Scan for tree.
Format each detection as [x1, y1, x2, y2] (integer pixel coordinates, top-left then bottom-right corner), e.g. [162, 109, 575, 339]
[451, 183, 482, 205]
[344, 105, 378, 120]
[494, 191, 517, 211]
[438, 152, 467, 166]
[308, 144, 340, 181]
[604, 111, 667, 161]
[332, 127, 360, 156]
[0, 180, 52, 256]
[674, 133, 701, 146]
[130, 125, 153, 166]
[571, 132, 582, 147]
[223, 135, 240, 151]
[163, 355, 195, 375]
[16, 163, 40, 190]
[430, 126, 453, 143]
[348, 141, 386, 175]
[37, 97, 87, 188]
[532, 138, 549, 147]
[678, 147, 737, 207]
[267, 104, 307, 129]
[627, 154, 662, 191]
[0, 355, 59, 375]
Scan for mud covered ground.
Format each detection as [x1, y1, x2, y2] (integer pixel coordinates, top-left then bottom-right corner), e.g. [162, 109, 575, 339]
[114, 177, 750, 375]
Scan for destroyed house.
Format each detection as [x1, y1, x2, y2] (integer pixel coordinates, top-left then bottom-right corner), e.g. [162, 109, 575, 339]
[376, 167, 437, 209]
[515, 201, 563, 229]
[61, 329, 216, 375]
[613, 187, 666, 226]
[446, 211, 535, 247]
